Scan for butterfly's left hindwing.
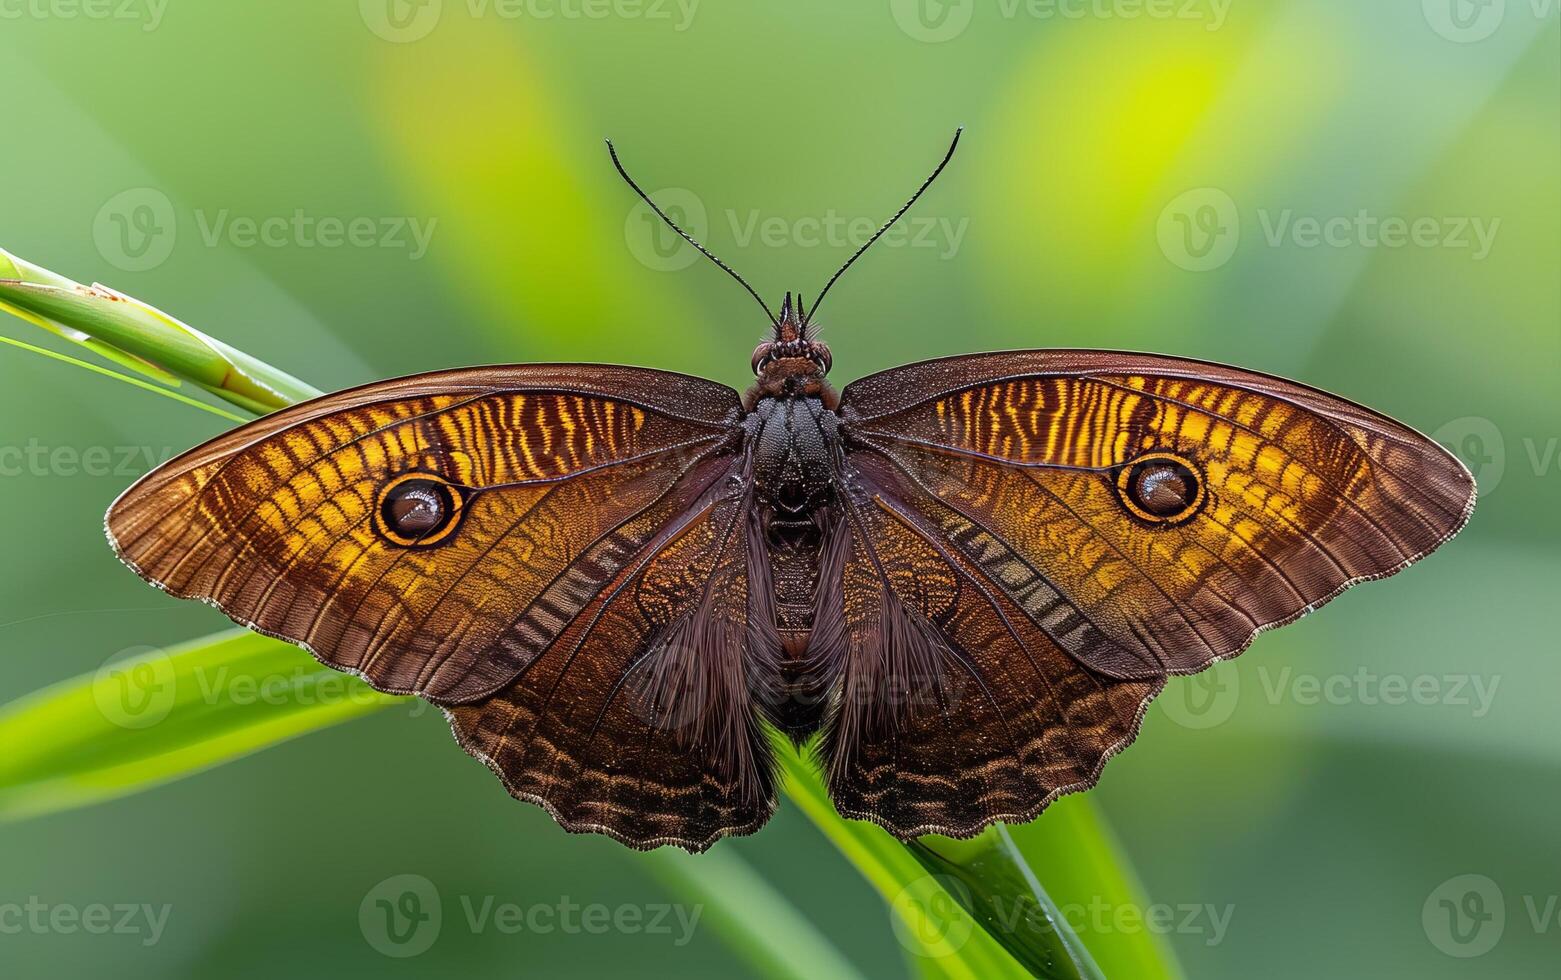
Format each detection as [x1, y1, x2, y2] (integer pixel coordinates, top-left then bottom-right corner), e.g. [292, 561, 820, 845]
[825, 349, 1474, 838]
[447, 479, 780, 850]
[106, 364, 776, 850]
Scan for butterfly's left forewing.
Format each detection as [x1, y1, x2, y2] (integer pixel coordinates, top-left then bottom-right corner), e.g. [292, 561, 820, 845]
[826, 350, 1474, 838]
[107, 364, 776, 850]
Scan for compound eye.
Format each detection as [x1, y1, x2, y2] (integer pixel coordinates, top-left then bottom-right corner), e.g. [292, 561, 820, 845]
[374, 472, 465, 547]
[751, 343, 773, 374]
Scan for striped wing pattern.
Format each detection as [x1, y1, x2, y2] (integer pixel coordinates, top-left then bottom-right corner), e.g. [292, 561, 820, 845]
[824, 350, 1474, 837]
[107, 365, 778, 849]
[105, 351, 1475, 849]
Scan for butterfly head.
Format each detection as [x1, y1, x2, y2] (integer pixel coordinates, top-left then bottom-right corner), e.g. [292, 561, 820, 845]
[751, 292, 832, 377]
[745, 293, 837, 408]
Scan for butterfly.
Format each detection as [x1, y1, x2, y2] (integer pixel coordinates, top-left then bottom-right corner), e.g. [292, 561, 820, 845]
[105, 131, 1475, 851]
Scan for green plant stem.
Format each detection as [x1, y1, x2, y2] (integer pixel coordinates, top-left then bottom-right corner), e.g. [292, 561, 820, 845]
[0, 248, 318, 413]
[0, 333, 246, 422]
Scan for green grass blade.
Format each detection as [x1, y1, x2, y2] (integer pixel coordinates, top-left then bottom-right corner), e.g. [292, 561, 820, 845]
[0, 280, 319, 413]
[1002, 799, 1187, 980]
[773, 743, 1030, 980]
[643, 847, 870, 980]
[0, 250, 320, 413]
[0, 246, 183, 385]
[0, 332, 246, 422]
[0, 631, 401, 820]
[909, 827, 1105, 980]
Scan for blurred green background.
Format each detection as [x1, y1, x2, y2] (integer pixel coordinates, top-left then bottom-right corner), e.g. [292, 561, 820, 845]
[1, 1, 1557, 977]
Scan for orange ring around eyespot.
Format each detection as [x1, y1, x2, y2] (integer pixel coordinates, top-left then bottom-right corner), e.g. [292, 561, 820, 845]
[373, 471, 467, 548]
[1114, 451, 1205, 526]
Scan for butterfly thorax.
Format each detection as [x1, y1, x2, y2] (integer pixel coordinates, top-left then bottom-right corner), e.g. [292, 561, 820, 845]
[749, 395, 838, 594]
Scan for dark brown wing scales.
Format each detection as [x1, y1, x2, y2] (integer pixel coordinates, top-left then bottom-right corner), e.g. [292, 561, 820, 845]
[820, 456, 1160, 837]
[446, 466, 778, 850]
[840, 351, 1474, 679]
[107, 365, 776, 850]
[105, 346, 1475, 849]
[107, 365, 740, 701]
[824, 350, 1473, 838]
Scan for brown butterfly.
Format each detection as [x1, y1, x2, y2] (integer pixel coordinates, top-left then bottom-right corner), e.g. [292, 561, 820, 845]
[105, 132, 1475, 851]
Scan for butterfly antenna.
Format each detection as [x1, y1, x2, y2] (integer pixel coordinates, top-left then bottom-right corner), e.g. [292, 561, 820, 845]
[804, 127, 962, 327]
[607, 139, 778, 325]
